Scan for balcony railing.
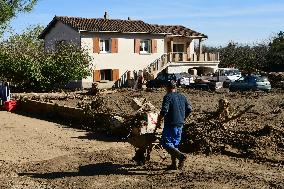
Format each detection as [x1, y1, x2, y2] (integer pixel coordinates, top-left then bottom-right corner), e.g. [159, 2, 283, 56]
[167, 52, 220, 62]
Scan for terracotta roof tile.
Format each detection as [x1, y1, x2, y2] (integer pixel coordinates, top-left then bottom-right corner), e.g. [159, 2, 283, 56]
[39, 16, 207, 38]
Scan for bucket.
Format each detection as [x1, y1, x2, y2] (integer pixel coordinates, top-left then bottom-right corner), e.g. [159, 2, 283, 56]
[4, 100, 17, 112]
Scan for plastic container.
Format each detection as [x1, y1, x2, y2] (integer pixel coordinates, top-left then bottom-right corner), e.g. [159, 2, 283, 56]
[4, 100, 17, 112]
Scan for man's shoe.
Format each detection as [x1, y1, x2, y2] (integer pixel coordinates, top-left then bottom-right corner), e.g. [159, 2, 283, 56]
[178, 155, 187, 170]
[166, 164, 177, 170]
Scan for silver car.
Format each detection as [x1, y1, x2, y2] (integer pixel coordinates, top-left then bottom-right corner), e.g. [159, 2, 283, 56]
[229, 75, 271, 92]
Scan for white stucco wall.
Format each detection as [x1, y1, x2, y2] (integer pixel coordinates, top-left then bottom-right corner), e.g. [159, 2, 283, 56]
[44, 21, 81, 51]
[81, 32, 166, 84]
[42, 22, 212, 88]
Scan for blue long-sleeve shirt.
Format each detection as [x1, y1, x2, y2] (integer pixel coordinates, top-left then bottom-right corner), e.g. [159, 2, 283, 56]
[160, 92, 192, 126]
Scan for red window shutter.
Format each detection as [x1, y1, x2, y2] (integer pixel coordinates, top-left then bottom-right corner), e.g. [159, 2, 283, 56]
[93, 37, 100, 53]
[151, 39, 157, 53]
[134, 39, 140, 53]
[111, 38, 118, 53]
[111, 69, 119, 81]
[93, 70, 101, 82]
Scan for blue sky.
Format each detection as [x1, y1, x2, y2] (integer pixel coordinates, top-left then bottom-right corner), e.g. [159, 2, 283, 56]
[8, 0, 284, 46]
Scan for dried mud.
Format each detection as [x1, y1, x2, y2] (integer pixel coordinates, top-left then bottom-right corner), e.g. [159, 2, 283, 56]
[2, 89, 284, 188]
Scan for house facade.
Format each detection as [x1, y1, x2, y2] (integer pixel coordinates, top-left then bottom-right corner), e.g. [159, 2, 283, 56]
[39, 13, 219, 88]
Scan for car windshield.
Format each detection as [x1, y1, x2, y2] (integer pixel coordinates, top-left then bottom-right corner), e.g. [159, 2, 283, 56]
[219, 69, 241, 76]
[156, 74, 166, 80]
[256, 76, 269, 82]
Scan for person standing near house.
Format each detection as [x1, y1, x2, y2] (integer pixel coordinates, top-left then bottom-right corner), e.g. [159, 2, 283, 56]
[137, 74, 144, 90]
[0, 82, 10, 102]
[134, 70, 144, 90]
[156, 80, 192, 170]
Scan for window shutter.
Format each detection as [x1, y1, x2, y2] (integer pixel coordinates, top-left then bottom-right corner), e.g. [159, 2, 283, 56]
[93, 70, 101, 82]
[111, 69, 119, 81]
[151, 39, 157, 53]
[134, 39, 140, 53]
[93, 37, 100, 53]
[111, 38, 118, 53]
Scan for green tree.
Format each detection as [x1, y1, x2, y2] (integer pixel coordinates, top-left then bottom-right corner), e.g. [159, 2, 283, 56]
[0, 0, 38, 36]
[216, 42, 269, 72]
[0, 25, 92, 91]
[266, 31, 284, 71]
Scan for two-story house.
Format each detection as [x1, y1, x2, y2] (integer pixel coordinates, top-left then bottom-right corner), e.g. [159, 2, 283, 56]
[39, 12, 219, 88]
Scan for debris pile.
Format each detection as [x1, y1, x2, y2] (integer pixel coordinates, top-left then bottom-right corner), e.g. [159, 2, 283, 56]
[268, 72, 284, 89]
[14, 92, 91, 105]
[82, 97, 159, 139]
[181, 99, 284, 163]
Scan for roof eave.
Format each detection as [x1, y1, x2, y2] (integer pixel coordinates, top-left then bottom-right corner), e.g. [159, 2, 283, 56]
[79, 30, 168, 35]
[38, 16, 58, 39]
[166, 34, 207, 38]
[38, 16, 79, 39]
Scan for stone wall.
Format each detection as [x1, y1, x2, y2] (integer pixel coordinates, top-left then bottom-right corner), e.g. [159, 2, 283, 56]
[17, 100, 87, 122]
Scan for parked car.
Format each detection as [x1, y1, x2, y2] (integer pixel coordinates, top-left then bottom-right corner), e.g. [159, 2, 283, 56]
[146, 73, 191, 88]
[203, 68, 242, 88]
[229, 75, 271, 92]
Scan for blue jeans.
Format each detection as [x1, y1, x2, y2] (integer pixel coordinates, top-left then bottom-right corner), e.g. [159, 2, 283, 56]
[161, 124, 183, 150]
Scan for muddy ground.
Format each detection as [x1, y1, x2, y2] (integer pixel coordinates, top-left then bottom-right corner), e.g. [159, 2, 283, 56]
[2, 89, 284, 188]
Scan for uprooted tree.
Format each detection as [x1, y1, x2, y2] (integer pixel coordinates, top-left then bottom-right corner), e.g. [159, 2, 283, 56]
[0, 25, 92, 91]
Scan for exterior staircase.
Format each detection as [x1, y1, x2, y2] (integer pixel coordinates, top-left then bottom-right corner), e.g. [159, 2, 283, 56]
[113, 51, 220, 88]
[113, 53, 170, 88]
[143, 53, 170, 80]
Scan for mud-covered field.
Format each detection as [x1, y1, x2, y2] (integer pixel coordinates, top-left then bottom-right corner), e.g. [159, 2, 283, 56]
[2, 89, 284, 188]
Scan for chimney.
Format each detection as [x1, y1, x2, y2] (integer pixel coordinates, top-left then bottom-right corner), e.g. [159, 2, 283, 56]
[128, 17, 131, 20]
[104, 11, 109, 19]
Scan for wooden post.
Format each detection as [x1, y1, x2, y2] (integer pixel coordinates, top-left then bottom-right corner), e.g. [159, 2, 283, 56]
[198, 38, 202, 61]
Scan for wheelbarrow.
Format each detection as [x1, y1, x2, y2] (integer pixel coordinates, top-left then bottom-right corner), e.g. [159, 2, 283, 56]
[128, 128, 167, 166]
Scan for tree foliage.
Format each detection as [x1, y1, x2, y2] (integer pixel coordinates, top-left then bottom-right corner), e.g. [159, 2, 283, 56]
[218, 42, 269, 72]
[204, 33, 284, 72]
[0, 25, 92, 91]
[266, 31, 284, 71]
[0, 0, 38, 36]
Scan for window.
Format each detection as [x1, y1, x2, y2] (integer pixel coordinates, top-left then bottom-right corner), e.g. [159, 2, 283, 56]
[140, 39, 151, 53]
[100, 69, 112, 80]
[100, 39, 111, 53]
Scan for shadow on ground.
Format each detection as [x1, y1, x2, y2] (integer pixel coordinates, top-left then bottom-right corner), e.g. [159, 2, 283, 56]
[18, 162, 171, 179]
[71, 132, 126, 142]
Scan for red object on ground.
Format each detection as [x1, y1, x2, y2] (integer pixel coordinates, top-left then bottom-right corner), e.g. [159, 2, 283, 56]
[4, 100, 17, 112]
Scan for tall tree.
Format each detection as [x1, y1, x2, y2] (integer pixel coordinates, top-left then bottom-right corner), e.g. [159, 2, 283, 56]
[266, 31, 284, 71]
[0, 25, 92, 91]
[0, 0, 38, 36]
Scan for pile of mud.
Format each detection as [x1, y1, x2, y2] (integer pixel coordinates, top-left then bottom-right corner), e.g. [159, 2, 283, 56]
[81, 90, 284, 164]
[13, 89, 284, 164]
[268, 72, 284, 89]
[181, 99, 284, 163]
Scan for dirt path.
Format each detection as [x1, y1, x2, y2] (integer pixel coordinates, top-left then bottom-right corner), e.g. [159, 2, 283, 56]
[0, 111, 283, 189]
[0, 111, 127, 163]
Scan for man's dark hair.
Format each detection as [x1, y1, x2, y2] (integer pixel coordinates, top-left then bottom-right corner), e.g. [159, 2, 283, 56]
[166, 80, 177, 89]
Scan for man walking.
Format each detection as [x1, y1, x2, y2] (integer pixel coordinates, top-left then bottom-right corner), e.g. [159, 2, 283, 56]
[157, 81, 192, 170]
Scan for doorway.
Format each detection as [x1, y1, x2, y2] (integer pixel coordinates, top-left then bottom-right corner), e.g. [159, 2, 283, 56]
[173, 44, 185, 53]
[173, 44, 185, 61]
